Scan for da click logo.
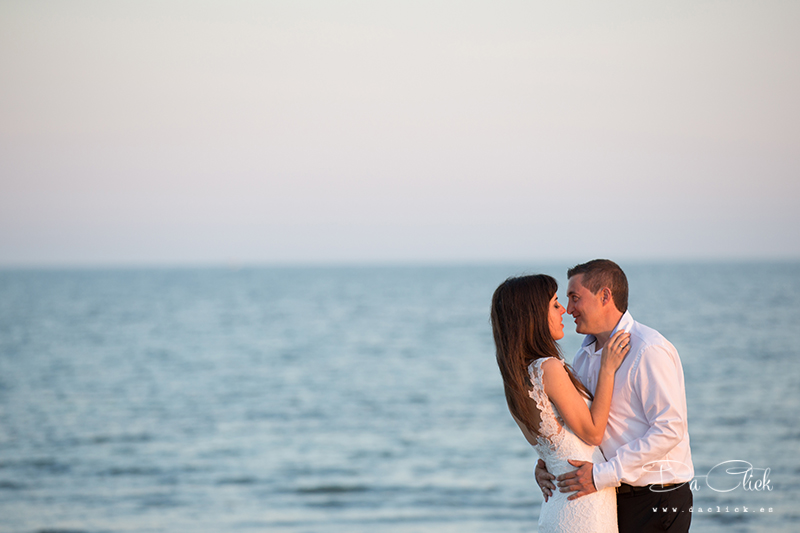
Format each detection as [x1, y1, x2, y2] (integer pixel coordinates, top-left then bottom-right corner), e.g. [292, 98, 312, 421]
[642, 459, 773, 493]
[699, 460, 772, 493]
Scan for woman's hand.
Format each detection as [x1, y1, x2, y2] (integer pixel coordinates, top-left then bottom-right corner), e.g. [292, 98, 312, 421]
[600, 330, 631, 374]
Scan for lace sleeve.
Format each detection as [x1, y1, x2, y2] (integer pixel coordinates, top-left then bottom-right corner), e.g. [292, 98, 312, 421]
[528, 357, 565, 442]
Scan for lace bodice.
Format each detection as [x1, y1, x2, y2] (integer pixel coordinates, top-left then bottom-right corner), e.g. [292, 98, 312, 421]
[527, 357, 618, 532]
[528, 357, 600, 476]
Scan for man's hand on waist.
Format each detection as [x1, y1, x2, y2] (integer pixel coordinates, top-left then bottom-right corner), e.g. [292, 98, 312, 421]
[556, 460, 597, 500]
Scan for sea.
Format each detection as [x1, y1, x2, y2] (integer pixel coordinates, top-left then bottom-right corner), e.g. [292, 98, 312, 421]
[0, 262, 798, 533]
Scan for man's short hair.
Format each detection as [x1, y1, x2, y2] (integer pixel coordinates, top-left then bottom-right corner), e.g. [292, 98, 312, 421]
[567, 259, 628, 313]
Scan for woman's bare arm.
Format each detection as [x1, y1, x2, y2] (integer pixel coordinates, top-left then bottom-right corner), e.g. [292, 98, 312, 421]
[541, 331, 630, 446]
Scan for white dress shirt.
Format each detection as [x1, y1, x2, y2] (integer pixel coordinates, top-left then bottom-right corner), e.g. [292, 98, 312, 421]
[572, 311, 694, 490]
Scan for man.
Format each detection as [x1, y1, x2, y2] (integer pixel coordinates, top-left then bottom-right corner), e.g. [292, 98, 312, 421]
[536, 259, 694, 532]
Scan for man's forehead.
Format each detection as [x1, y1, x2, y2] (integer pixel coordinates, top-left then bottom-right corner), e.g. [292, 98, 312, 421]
[567, 274, 586, 294]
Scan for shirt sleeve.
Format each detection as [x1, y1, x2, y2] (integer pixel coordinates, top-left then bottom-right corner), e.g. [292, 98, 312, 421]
[592, 343, 688, 490]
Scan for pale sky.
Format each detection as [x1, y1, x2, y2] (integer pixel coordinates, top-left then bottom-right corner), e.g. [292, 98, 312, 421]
[1, 1, 798, 265]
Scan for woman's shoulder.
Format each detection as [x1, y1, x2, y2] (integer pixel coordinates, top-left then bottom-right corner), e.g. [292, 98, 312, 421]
[529, 356, 565, 378]
[539, 356, 565, 370]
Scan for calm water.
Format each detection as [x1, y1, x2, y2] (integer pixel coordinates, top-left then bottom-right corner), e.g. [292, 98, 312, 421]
[0, 263, 798, 532]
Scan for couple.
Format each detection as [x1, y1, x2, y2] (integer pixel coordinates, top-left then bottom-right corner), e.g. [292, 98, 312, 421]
[490, 259, 694, 532]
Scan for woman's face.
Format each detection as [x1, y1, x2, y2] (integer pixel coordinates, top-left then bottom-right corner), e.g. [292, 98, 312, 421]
[548, 292, 566, 340]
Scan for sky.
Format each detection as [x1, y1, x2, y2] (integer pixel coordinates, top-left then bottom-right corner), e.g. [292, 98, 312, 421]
[1, 1, 798, 266]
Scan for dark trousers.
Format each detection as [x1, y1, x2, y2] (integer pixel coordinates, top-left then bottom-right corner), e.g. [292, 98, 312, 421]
[617, 483, 693, 533]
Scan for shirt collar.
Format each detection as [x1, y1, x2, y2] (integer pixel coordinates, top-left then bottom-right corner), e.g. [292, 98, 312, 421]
[580, 310, 634, 356]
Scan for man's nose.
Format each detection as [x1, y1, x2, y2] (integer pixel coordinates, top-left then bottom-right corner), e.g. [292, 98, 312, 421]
[566, 301, 574, 315]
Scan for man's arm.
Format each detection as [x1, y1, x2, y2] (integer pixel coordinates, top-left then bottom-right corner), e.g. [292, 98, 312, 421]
[557, 343, 689, 496]
[592, 343, 688, 490]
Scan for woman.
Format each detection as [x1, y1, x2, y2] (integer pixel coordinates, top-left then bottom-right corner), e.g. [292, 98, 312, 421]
[490, 275, 630, 532]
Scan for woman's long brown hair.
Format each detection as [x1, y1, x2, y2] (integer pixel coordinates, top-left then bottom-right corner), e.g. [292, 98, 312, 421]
[490, 274, 593, 435]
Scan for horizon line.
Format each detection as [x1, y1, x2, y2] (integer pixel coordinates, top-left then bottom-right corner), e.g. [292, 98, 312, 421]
[1, 256, 799, 270]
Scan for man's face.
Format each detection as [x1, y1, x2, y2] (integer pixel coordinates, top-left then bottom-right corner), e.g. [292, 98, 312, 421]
[566, 274, 605, 335]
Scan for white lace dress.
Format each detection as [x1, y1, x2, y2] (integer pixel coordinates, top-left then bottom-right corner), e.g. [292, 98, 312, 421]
[528, 357, 617, 533]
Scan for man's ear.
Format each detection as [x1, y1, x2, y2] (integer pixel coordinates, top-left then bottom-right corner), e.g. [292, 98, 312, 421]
[601, 287, 613, 306]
